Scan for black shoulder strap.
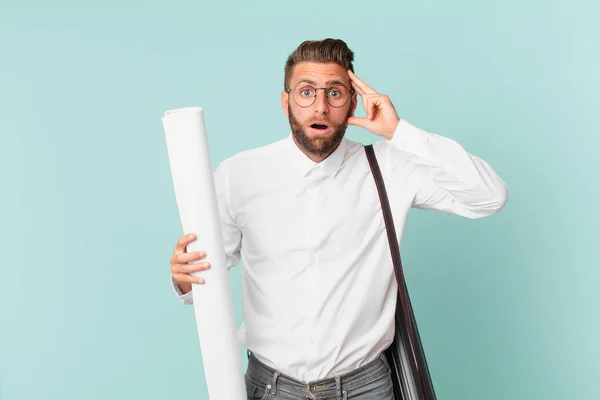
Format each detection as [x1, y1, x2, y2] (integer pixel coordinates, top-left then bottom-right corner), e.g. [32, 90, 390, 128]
[364, 144, 437, 400]
[364, 144, 403, 280]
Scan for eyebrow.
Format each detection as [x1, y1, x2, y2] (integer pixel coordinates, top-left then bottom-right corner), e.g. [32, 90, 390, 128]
[295, 78, 348, 87]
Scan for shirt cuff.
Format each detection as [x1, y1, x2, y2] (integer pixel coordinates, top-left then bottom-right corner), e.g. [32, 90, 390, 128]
[171, 277, 194, 305]
[387, 118, 442, 167]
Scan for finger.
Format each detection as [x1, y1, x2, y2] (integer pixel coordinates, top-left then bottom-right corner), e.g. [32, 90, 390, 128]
[348, 70, 377, 94]
[179, 261, 211, 274]
[360, 95, 378, 120]
[365, 96, 375, 120]
[347, 116, 375, 130]
[365, 95, 388, 120]
[353, 84, 370, 116]
[173, 273, 205, 284]
[352, 87, 378, 119]
[174, 233, 196, 254]
[172, 251, 206, 265]
[351, 80, 366, 96]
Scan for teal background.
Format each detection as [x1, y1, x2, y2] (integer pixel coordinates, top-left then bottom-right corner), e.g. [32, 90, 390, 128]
[1, 0, 598, 399]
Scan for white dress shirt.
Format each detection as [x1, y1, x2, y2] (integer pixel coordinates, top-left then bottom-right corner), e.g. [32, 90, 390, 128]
[172, 118, 508, 382]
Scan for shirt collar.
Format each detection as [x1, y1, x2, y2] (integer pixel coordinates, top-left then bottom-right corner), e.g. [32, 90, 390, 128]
[286, 133, 347, 179]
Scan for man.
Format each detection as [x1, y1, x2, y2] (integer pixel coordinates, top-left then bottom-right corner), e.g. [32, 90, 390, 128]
[169, 38, 508, 399]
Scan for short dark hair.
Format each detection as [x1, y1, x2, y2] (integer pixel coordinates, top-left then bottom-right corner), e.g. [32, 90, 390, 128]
[284, 38, 355, 91]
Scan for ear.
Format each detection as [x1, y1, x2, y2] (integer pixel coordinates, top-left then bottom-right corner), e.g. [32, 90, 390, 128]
[281, 91, 289, 118]
[350, 93, 358, 117]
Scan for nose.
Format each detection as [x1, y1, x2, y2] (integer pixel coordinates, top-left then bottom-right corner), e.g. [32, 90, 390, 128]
[313, 88, 329, 115]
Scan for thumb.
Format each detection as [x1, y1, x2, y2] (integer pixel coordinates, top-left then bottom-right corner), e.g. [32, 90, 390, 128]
[347, 116, 373, 130]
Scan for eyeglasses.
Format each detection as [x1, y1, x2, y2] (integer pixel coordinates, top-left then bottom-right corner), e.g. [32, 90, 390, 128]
[286, 83, 355, 108]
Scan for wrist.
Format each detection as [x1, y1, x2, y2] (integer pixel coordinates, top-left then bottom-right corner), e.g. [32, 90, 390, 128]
[385, 118, 401, 140]
[177, 281, 192, 295]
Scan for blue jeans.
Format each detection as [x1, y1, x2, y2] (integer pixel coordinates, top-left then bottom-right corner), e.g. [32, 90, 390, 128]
[245, 351, 395, 400]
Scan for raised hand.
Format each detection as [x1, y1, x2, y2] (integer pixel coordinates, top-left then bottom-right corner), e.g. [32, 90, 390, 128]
[346, 69, 400, 140]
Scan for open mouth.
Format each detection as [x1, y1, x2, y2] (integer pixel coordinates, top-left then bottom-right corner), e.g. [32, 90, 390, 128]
[306, 120, 333, 136]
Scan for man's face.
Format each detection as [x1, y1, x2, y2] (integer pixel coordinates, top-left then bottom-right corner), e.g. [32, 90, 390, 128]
[281, 62, 357, 157]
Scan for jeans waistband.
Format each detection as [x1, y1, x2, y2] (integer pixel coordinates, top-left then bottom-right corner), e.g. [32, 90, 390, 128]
[245, 351, 392, 399]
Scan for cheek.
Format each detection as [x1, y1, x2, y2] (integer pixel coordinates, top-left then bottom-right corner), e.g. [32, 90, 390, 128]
[333, 107, 351, 124]
[291, 106, 310, 124]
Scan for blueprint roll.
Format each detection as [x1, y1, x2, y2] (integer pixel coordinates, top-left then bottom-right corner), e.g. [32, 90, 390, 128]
[162, 107, 245, 399]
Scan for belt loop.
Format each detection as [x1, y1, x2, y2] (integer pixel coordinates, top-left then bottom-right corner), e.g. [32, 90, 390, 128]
[335, 375, 342, 400]
[269, 371, 280, 396]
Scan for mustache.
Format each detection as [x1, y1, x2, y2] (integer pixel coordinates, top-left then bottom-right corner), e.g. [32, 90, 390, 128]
[305, 117, 336, 126]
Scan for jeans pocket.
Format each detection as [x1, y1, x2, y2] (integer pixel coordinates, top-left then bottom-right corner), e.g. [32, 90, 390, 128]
[246, 382, 257, 399]
[245, 374, 257, 399]
[346, 368, 394, 399]
[245, 375, 271, 400]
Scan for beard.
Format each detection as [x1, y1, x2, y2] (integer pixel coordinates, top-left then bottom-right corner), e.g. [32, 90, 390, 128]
[288, 103, 353, 157]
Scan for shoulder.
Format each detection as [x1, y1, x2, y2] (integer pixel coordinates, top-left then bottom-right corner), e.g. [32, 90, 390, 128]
[343, 137, 414, 167]
[231, 137, 288, 164]
[367, 138, 425, 183]
[215, 136, 289, 177]
[342, 137, 365, 157]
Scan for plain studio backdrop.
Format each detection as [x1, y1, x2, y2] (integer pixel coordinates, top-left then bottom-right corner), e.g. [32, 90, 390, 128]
[0, 1, 598, 399]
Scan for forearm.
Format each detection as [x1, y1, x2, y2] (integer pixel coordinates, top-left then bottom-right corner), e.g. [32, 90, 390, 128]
[384, 119, 508, 217]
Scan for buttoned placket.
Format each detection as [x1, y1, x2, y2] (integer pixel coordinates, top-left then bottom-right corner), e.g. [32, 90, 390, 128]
[304, 165, 325, 381]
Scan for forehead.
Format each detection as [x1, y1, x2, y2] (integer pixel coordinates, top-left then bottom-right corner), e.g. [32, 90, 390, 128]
[290, 62, 349, 86]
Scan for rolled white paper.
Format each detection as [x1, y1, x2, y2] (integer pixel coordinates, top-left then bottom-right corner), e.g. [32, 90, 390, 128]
[162, 107, 245, 399]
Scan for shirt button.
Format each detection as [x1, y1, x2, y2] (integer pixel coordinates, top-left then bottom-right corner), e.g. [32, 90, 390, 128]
[309, 256, 316, 264]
